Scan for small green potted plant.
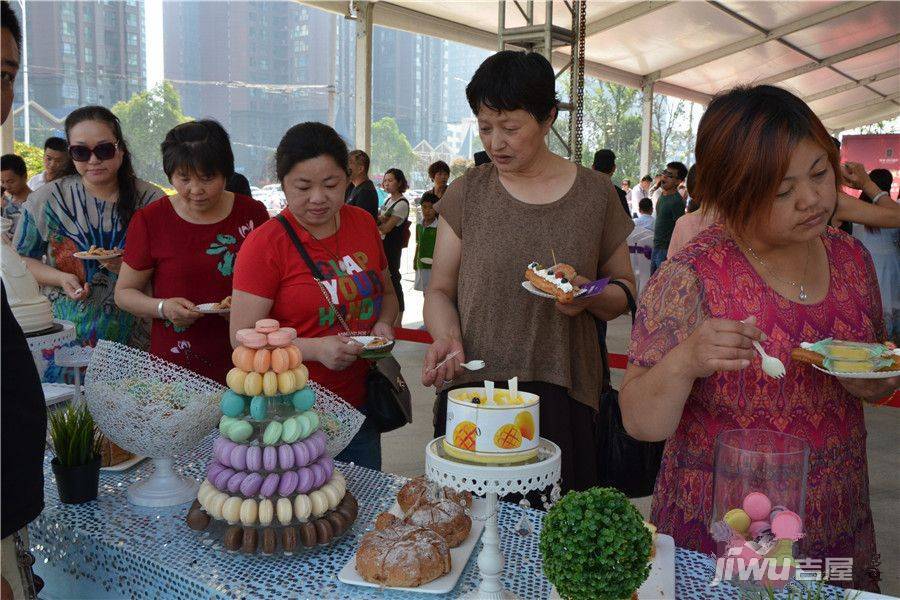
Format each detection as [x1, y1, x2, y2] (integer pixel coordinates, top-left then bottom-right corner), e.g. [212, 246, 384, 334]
[540, 487, 652, 600]
[48, 402, 103, 504]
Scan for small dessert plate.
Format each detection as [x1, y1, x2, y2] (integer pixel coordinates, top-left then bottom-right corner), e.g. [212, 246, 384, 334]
[811, 365, 900, 380]
[521, 281, 587, 299]
[420, 257, 434, 265]
[73, 249, 122, 260]
[195, 303, 230, 314]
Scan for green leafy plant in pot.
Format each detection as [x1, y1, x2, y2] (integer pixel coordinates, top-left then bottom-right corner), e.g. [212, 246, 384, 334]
[49, 402, 103, 504]
[540, 487, 652, 600]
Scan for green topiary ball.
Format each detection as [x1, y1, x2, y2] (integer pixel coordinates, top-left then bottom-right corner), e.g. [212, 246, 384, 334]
[539, 487, 652, 600]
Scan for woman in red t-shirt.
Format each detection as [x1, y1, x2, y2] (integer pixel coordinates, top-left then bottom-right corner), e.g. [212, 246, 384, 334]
[115, 120, 269, 383]
[231, 122, 398, 471]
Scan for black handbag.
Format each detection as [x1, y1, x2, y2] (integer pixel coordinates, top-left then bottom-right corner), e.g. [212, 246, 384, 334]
[595, 280, 665, 498]
[276, 215, 412, 433]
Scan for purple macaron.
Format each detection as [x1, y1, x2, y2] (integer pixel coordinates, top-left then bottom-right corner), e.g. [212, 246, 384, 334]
[214, 467, 236, 491]
[263, 446, 278, 471]
[292, 440, 310, 467]
[296, 467, 314, 494]
[317, 456, 334, 480]
[310, 463, 326, 489]
[278, 444, 295, 470]
[230, 445, 248, 471]
[227, 471, 248, 494]
[260, 473, 280, 498]
[246, 446, 262, 472]
[278, 471, 299, 496]
[207, 461, 227, 482]
[216, 439, 237, 466]
[313, 431, 327, 456]
[212, 436, 228, 458]
[239, 472, 263, 497]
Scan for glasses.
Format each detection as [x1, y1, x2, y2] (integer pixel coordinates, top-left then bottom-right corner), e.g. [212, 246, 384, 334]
[69, 141, 119, 162]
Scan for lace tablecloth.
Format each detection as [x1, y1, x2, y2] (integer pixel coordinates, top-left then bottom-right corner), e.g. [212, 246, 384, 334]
[30, 434, 846, 599]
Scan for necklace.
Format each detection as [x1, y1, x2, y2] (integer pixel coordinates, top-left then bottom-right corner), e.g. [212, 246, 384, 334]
[300, 215, 341, 264]
[744, 240, 812, 302]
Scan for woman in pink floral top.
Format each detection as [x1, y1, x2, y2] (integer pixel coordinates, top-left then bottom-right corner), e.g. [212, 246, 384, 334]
[620, 85, 898, 592]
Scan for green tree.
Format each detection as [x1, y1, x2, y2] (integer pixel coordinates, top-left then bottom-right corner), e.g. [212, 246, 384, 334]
[449, 157, 473, 179]
[112, 81, 191, 186]
[371, 117, 416, 177]
[13, 141, 44, 179]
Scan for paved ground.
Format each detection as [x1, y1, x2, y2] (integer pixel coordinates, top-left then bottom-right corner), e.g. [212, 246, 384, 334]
[383, 254, 900, 595]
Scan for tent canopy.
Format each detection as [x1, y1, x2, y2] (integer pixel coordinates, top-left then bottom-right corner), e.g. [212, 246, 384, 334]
[305, 0, 900, 132]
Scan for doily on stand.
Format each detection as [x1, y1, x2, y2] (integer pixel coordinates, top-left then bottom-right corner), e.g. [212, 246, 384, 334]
[425, 437, 561, 600]
[25, 319, 75, 377]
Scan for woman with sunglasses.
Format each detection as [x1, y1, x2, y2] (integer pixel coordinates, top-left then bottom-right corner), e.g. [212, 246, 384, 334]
[13, 106, 162, 382]
[115, 120, 269, 383]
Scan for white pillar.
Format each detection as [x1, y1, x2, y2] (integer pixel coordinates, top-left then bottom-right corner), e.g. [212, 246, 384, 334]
[353, 0, 373, 153]
[1, 117, 14, 154]
[639, 81, 653, 178]
[20, 0, 30, 145]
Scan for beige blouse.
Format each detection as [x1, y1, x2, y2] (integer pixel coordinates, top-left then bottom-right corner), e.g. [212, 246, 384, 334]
[437, 163, 633, 409]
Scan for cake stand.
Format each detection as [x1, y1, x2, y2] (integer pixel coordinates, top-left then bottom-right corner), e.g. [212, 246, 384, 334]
[26, 319, 76, 378]
[425, 436, 561, 600]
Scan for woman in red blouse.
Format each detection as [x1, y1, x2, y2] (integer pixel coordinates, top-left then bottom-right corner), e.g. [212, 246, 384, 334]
[115, 120, 269, 383]
[230, 122, 398, 471]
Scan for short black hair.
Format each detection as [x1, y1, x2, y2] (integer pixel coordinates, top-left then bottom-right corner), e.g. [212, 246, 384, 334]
[641, 174, 653, 183]
[161, 119, 235, 181]
[420, 197, 435, 207]
[276, 122, 348, 182]
[1, 153, 27, 177]
[348, 149, 370, 173]
[474, 151, 491, 166]
[1, 1, 22, 51]
[592, 149, 615, 174]
[428, 160, 449, 179]
[226, 172, 252, 197]
[44, 136, 68, 152]
[638, 197, 653, 214]
[466, 50, 558, 123]
[667, 161, 688, 181]
[384, 168, 408, 194]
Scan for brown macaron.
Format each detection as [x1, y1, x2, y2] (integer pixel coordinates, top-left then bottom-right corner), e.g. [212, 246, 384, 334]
[282, 526, 299, 553]
[186, 506, 211, 531]
[314, 518, 334, 545]
[261, 528, 278, 554]
[299, 522, 317, 547]
[326, 511, 347, 536]
[223, 526, 243, 551]
[241, 527, 258, 554]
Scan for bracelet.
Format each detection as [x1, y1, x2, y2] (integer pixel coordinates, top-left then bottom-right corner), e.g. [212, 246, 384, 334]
[157, 299, 166, 320]
[870, 190, 888, 204]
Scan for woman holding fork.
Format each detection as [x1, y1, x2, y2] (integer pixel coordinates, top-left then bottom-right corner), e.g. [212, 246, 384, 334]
[619, 85, 897, 592]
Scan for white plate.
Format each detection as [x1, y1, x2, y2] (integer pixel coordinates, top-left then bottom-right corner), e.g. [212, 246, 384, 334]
[338, 497, 487, 594]
[100, 455, 147, 472]
[811, 365, 900, 379]
[521, 280, 587, 299]
[550, 534, 675, 600]
[420, 257, 433, 265]
[349, 335, 393, 350]
[73, 250, 122, 260]
[194, 303, 230, 314]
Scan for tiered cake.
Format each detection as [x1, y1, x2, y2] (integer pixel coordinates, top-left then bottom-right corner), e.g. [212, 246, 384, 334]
[185, 318, 358, 554]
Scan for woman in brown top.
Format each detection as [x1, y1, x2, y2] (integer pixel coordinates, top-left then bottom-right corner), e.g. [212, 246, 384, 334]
[423, 51, 636, 493]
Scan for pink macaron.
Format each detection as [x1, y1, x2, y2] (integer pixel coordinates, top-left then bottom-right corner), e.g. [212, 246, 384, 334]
[278, 444, 295, 470]
[263, 446, 278, 471]
[267, 330, 295, 348]
[742, 492, 772, 522]
[296, 467, 314, 494]
[214, 468, 236, 491]
[771, 510, 803, 541]
[278, 471, 299, 496]
[310, 463, 326, 489]
[207, 461, 227, 482]
[227, 471, 248, 494]
[236, 328, 268, 349]
[260, 473, 280, 498]
[254, 318, 280, 334]
[229, 445, 248, 471]
[748, 520, 770, 539]
[293, 440, 310, 467]
[246, 446, 262, 472]
[239, 472, 263, 497]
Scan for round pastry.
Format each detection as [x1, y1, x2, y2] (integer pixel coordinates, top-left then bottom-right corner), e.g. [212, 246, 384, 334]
[242, 527, 258, 554]
[260, 473, 280, 498]
[222, 496, 243, 524]
[243, 371, 263, 397]
[279, 471, 299, 497]
[299, 522, 317, 547]
[225, 368, 247, 394]
[259, 499, 274, 526]
[403, 497, 472, 548]
[397, 475, 473, 514]
[230, 445, 248, 471]
[236, 328, 268, 348]
[223, 525, 243, 551]
[339, 492, 359, 522]
[263, 421, 283, 446]
[261, 528, 278, 554]
[186, 501, 210, 531]
[277, 370, 296, 394]
[309, 490, 328, 517]
[270, 346, 291, 369]
[310, 463, 326, 489]
[232, 346, 255, 372]
[240, 498, 258, 526]
[318, 456, 335, 480]
[250, 395, 268, 421]
[207, 461, 227, 482]
[297, 467, 314, 494]
[326, 511, 347, 536]
[277, 497, 293, 525]
[263, 371, 279, 397]
[292, 387, 315, 412]
[253, 348, 271, 374]
[255, 318, 280, 333]
[286, 343, 302, 368]
[278, 444, 295, 470]
[207, 492, 227, 520]
[226, 471, 247, 494]
[322, 483, 342, 510]
[282, 417, 300, 443]
[294, 364, 309, 389]
[295, 413, 311, 439]
[314, 518, 334, 545]
[214, 468, 235, 491]
[198, 480, 216, 505]
[354, 522, 451, 588]
[292, 440, 310, 467]
[246, 446, 262, 472]
[278, 327, 298, 342]
[263, 445, 278, 471]
[282, 525, 299, 553]
[220, 390, 246, 417]
[375, 512, 400, 530]
[240, 472, 263, 497]
[294, 494, 312, 521]
[227, 420, 253, 443]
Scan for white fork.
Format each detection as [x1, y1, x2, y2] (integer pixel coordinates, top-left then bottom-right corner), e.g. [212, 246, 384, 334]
[752, 340, 786, 379]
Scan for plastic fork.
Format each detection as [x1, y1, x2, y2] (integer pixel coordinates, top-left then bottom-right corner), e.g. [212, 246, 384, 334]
[752, 340, 786, 379]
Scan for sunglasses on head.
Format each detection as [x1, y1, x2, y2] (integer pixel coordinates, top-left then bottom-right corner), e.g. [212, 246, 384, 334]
[68, 141, 119, 162]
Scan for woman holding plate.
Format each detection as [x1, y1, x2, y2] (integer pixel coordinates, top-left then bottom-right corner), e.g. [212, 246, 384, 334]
[230, 122, 398, 471]
[422, 51, 636, 493]
[13, 106, 162, 382]
[115, 120, 268, 383]
[619, 85, 897, 591]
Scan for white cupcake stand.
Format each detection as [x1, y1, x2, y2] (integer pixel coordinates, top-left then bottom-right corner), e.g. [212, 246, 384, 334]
[26, 319, 78, 406]
[425, 437, 561, 600]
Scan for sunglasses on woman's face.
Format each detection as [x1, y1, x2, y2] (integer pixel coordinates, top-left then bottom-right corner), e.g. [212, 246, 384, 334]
[68, 141, 119, 162]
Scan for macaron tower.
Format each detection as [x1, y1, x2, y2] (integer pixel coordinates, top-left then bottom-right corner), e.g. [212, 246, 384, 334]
[185, 319, 358, 554]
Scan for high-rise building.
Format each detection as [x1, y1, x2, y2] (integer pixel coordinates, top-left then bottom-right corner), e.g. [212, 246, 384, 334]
[12, 0, 146, 121]
[163, 1, 354, 182]
[446, 42, 490, 123]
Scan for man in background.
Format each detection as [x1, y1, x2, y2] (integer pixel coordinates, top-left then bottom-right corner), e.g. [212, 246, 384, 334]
[633, 197, 655, 231]
[592, 149, 630, 216]
[346, 149, 378, 221]
[629, 174, 652, 216]
[650, 161, 688, 274]
[26, 137, 69, 190]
